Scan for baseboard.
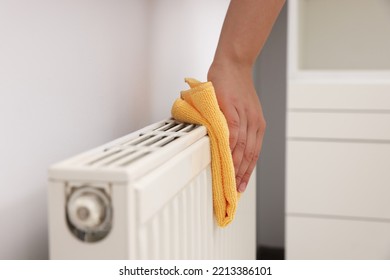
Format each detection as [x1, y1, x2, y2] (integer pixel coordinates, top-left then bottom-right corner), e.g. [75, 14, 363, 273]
[257, 246, 285, 260]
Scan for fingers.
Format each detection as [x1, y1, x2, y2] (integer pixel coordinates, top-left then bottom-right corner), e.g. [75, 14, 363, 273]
[223, 107, 240, 151]
[223, 105, 266, 193]
[235, 119, 257, 192]
[232, 114, 247, 175]
[238, 121, 266, 192]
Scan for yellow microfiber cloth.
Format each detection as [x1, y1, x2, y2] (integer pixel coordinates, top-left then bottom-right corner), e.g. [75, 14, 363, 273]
[171, 78, 239, 227]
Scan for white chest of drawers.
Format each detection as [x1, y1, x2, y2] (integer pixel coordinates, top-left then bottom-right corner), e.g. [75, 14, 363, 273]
[286, 0, 390, 259]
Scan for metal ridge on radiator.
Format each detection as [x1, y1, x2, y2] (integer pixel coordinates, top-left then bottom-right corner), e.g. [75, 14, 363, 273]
[49, 119, 207, 182]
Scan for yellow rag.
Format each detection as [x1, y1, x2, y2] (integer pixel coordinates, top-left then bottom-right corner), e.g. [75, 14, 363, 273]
[171, 78, 239, 227]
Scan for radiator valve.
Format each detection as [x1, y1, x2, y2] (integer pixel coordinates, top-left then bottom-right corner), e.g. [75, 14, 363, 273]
[66, 186, 112, 242]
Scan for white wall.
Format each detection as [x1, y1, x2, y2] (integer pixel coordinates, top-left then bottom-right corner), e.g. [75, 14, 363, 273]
[0, 0, 230, 259]
[148, 0, 229, 121]
[0, 0, 150, 259]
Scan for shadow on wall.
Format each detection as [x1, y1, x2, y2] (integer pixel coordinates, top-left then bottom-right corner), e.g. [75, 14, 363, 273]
[255, 4, 287, 251]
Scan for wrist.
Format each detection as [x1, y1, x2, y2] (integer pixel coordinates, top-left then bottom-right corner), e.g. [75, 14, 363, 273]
[208, 58, 253, 82]
[212, 53, 254, 69]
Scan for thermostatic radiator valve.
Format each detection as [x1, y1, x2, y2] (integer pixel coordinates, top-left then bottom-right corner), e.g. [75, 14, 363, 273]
[66, 186, 112, 242]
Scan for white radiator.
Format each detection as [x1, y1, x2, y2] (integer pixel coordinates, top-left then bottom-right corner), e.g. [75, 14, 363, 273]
[48, 119, 256, 259]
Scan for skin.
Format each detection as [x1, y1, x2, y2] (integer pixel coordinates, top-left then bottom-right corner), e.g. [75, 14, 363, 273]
[208, 0, 286, 192]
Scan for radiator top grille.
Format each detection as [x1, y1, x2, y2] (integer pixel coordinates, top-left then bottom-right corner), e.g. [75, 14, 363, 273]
[76, 120, 200, 168]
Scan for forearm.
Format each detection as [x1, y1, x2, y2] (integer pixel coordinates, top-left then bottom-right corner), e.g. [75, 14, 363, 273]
[211, 0, 285, 69]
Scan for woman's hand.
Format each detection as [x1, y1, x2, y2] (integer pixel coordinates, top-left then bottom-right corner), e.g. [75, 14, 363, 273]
[208, 61, 266, 193]
[207, 0, 284, 191]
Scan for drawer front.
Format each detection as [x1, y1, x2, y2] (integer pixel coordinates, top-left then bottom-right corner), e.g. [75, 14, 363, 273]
[286, 141, 390, 219]
[287, 112, 390, 141]
[286, 216, 390, 260]
[288, 83, 390, 110]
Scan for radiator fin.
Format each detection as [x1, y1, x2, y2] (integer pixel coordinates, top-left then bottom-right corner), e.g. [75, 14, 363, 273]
[76, 120, 199, 168]
[136, 168, 213, 259]
[133, 166, 254, 260]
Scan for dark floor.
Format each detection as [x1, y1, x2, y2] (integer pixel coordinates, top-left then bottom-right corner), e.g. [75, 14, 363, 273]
[257, 246, 285, 260]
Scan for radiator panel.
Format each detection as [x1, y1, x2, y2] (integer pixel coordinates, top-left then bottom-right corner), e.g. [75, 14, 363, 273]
[48, 119, 256, 259]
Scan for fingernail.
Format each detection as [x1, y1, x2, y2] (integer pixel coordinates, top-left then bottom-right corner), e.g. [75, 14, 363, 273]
[238, 182, 246, 193]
